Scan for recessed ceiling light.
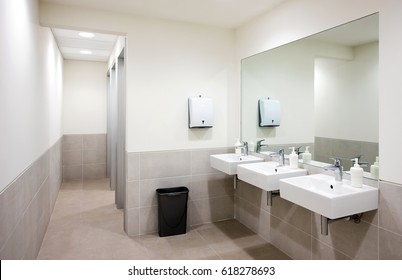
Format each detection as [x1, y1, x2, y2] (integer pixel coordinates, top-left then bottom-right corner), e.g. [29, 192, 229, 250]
[79, 32, 95, 38]
[80, 50, 92, 55]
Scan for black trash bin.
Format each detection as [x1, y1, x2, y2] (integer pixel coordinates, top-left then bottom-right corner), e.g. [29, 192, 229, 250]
[156, 186, 189, 237]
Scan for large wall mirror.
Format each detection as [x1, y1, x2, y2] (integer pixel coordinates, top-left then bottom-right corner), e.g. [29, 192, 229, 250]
[241, 13, 379, 174]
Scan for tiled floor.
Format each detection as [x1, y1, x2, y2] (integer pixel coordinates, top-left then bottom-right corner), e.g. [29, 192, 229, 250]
[37, 179, 291, 260]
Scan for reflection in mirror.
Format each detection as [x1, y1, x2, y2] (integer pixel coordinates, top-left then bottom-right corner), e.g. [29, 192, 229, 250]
[241, 13, 378, 176]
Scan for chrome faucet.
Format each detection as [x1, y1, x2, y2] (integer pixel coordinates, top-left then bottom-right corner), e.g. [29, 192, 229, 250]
[241, 141, 248, 156]
[294, 146, 303, 156]
[351, 155, 369, 167]
[271, 149, 285, 166]
[256, 139, 268, 153]
[324, 158, 343, 181]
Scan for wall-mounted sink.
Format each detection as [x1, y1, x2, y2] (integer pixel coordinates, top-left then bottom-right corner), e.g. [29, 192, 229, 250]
[237, 161, 307, 191]
[279, 173, 378, 219]
[259, 151, 276, 156]
[210, 153, 263, 175]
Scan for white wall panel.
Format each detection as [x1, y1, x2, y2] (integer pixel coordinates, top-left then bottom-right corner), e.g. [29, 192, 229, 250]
[0, 0, 63, 191]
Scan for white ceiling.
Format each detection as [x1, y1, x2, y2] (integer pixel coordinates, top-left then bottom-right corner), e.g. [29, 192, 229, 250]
[45, 0, 288, 62]
[46, 1, 378, 62]
[52, 28, 118, 61]
[41, 0, 287, 29]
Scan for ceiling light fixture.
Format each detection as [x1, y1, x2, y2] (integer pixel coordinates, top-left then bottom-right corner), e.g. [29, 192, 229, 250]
[79, 32, 95, 38]
[80, 50, 92, 55]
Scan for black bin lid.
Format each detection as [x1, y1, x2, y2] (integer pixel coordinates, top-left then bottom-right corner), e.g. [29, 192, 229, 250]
[156, 186, 189, 195]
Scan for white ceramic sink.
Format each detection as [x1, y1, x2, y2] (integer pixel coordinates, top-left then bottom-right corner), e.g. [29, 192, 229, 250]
[279, 173, 378, 219]
[259, 151, 276, 156]
[237, 161, 307, 191]
[210, 153, 263, 175]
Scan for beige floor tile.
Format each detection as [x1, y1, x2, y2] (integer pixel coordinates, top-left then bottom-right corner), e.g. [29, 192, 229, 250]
[196, 219, 255, 243]
[60, 180, 83, 190]
[38, 178, 290, 260]
[139, 231, 219, 260]
[217, 241, 291, 260]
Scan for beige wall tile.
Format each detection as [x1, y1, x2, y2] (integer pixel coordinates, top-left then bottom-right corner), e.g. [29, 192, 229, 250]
[49, 141, 62, 210]
[270, 197, 312, 234]
[189, 173, 233, 200]
[83, 164, 106, 179]
[361, 142, 379, 167]
[314, 137, 332, 161]
[63, 165, 82, 181]
[126, 181, 140, 209]
[236, 197, 270, 239]
[38, 179, 51, 236]
[236, 181, 267, 211]
[311, 214, 378, 259]
[140, 206, 158, 235]
[140, 176, 191, 208]
[23, 189, 41, 259]
[0, 178, 24, 249]
[314, 137, 378, 172]
[0, 137, 63, 260]
[235, 197, 260, 234]
[140, 151, 191, 180]
[83, 134, 106, 150]
[125, 148, 236, 236]
[83, 150, 106, 164]
[37, 153, 50, 187]
[125, 208, 140, 236]
[379, 228, 402, 259]
[311, 238, 352, 260]
[63, 135, 83, 151]
[270, 216, 311, 260]
[191, 148, 232, 175]
[190, 196, 234, 226]
[258, 208, 271, 242]
[0, 218, 25, 260]
[379, 180, 402, 235]
[126, 152, 140, 182]
[360, 209, 379, 226]
[209, 195, 234, 222]
[21, 164, 37, 210]
[62, 134, 107, 181]
[63, 150, 82, 165]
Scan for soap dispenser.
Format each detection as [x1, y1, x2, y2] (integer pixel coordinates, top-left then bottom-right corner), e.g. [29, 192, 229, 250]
[302, 146, 311, 163]
[289, 147, 298, 168]
[350, 158, 363, 188]
[370, 156, 379, 179]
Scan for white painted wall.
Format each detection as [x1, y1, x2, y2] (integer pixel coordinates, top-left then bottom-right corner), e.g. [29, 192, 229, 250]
[236, 0, 402, 184]
[0, 0, 63, 191]
[126, 21, 235, 152]
[241, 39, 354, 146]
[315, 42, 378, 142]
[379, 0, 402, 185]
[63, 60, 108, 134]
[40, 3, 237, 152]
[241, 40, 315, 145]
